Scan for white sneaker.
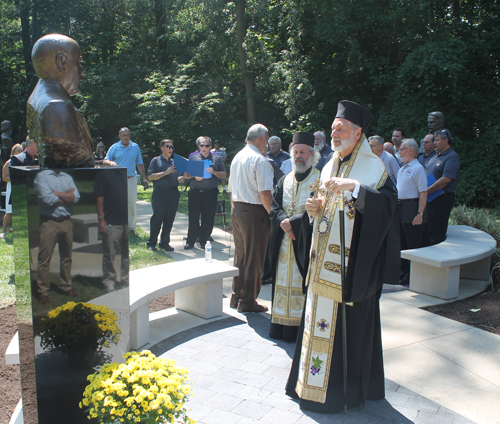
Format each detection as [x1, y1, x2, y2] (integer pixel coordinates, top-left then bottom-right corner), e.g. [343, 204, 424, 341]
[0, 233, 5, 239]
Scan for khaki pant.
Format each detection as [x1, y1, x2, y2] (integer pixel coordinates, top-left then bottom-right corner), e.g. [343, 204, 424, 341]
[37, 218, 73, 296]
[102, 224, 129, 291]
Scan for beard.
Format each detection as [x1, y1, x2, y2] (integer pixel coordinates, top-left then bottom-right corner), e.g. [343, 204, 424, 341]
[314, 141, 324, 152]
[333, 131, 357, 153]
[292, 155, 313, 173]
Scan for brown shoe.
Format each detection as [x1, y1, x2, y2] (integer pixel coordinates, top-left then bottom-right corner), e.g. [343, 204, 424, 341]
[237, 303, 268, 313]
[229, 295, 239, 309]
[65, 290, 78, 297]
[39, 295, 50, 304]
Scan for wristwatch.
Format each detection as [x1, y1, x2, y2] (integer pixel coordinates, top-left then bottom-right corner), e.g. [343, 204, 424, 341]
[418, 212, 424, 216]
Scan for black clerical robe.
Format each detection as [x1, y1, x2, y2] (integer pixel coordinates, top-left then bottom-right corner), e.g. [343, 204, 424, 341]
[286, 145, 399, 413]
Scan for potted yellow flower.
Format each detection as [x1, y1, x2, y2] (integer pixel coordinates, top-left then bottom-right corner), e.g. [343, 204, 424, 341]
[38, 301, 121, 369]
[80, 350, 195, 424]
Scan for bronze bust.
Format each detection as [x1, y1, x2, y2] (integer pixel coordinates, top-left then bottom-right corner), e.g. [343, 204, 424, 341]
[427, 111, 445, 134]
[27, 34, 94, 168]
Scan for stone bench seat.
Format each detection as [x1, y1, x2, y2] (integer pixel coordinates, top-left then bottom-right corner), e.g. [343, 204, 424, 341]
[401, 225, 497, 299]
[6, 258, 239, 364]
[129, 258, 238, 349]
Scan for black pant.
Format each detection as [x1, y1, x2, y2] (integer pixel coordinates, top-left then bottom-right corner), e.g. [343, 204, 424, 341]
[425, 192, 455, 246]
[187, 187, 218, 247]
[147, 187, 180, 248]
[400, 221, 424, 275]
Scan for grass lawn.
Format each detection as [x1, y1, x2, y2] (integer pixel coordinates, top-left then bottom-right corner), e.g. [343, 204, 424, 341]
[0, 227, 173, 309]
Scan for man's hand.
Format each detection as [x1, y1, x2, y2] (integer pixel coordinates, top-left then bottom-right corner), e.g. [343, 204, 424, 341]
[412, 214, 423, 226]
[280, 218, 295, 240]
[206, 166, 214, 174]
[98, 218, 107, 233]
[305, 197, 322, 218]
[103, 160, 117, 167]
[195, 176, 203, 181]
[324, 177, 358, 194]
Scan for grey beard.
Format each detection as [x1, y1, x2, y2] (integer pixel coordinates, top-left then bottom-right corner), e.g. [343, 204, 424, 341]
[292, 158, 312, 173]
[333, 132, 357, 153]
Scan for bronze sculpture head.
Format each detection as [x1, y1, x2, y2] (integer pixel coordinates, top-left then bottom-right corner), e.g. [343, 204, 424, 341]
[27, 34, 94, 168]
[427, 111, 445, 134]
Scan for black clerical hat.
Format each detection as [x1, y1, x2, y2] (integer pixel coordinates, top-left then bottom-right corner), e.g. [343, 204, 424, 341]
[291, 132, 315, 148]
[335, 100, 373, 132]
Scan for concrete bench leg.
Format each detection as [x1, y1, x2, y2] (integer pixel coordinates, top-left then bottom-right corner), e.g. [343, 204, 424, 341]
[130, 303, 149, 350]
[460, 257, 491, 281]
[175, 278, 223, 319]
[410, 262, 460, 300]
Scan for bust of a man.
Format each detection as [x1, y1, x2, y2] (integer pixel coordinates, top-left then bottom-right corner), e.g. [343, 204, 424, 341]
[427, 111, 445, 134]
[27, 34, 94, 168]
[1, 120, 13, 149]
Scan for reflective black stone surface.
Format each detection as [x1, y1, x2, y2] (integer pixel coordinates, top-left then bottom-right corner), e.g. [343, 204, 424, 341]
[12, 167, 130, 424]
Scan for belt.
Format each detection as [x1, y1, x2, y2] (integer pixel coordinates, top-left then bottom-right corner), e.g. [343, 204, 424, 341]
[191, 188, 216, 193]
[128, 176, 136, 179]
[398, 198, 418, 204]
[40, 215, 71, 223]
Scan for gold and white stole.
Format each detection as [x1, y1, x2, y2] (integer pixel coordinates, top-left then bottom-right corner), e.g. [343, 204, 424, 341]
[272, 167, 320, 326]
[295, 135, 387, 403]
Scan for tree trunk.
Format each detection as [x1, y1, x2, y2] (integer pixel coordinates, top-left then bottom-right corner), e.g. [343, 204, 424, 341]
[15, 0, 33, 83]
[236, 0, 256, 124]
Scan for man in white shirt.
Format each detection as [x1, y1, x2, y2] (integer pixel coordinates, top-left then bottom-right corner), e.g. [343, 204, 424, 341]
[228, 124, 274, 312]
[368, 135, 400, 185]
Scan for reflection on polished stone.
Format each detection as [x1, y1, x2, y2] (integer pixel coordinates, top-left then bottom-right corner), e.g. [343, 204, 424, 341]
[12, 166, 130, 424]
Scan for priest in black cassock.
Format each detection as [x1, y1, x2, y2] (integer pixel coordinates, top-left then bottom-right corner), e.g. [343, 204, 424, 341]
[263, 132, 321, 341]
[285, 101, 400, 413]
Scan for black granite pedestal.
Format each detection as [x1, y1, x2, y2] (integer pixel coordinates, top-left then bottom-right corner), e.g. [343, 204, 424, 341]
[11, 166, 131, 424]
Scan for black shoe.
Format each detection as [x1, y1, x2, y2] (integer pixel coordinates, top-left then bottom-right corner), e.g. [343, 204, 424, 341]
[147, 245, 157, 251]
[184, 243, 194, 250]
[160, 245, 174, 252]
[208, 236, 214, 242]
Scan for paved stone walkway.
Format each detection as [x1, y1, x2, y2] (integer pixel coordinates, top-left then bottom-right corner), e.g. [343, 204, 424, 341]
[150, 312, 476, 424]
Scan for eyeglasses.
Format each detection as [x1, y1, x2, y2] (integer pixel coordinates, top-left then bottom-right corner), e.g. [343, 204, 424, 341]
[164, 145, 174, 149]
[200, 144, 212, 148]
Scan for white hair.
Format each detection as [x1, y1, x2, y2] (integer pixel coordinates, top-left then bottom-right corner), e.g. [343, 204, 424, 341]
[247, 124, 268, 142]
[402, 138, 419, 158]
[268, 136, 281, 145]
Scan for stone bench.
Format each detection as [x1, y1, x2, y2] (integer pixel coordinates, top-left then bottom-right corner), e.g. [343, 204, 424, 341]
[129, 258, 238, 349]
[72, 213, 99, 244]
[401, 225, 497, 299]
[6, 258, 239, 363]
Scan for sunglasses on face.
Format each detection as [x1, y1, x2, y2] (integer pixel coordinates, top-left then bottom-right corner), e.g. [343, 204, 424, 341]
[200, 144, 212, 148]
[164, 145, 174, 149]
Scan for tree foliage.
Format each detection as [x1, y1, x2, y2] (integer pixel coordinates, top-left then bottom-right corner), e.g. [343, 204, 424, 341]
[1, 0, 499, 205]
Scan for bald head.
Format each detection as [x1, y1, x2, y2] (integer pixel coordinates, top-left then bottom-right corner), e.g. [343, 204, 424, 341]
[32, 34, 85, 96]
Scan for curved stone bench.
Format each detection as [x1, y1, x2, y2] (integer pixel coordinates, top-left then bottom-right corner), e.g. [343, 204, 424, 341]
[130, 258, 238, 349]
[401, 225, 497, 299]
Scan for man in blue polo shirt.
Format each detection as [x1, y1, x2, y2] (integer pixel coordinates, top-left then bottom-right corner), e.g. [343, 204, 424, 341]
[425, 129, 460, 245]
[103, 127, 148, 233]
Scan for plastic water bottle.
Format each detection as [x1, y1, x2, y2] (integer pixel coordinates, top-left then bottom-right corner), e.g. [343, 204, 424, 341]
[205, 241, 212, 262]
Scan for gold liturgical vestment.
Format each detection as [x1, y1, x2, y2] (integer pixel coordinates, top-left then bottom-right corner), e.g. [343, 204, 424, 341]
[295, 135, 388, 403]
[272, 167, 320, 326]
